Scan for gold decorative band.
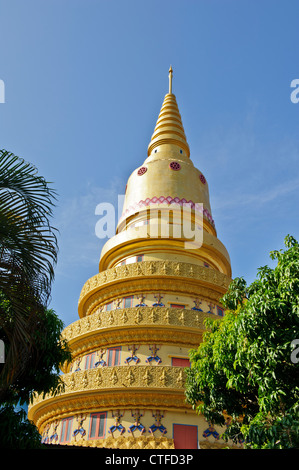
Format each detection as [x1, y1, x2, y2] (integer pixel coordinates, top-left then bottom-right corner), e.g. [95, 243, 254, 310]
[62, 306, 211, 353]
[32, 365, 186, 405]
[29, 390, 190, 432]
[60, 435, 175, 449]
[78, 260, 231, 317]
[28, 366, 190, 430]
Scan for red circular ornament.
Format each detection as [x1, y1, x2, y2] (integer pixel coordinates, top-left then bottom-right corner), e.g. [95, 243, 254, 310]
[169, 161, 181, 171]
[137, 167, 147, 176]
[199, 174, 206, 184]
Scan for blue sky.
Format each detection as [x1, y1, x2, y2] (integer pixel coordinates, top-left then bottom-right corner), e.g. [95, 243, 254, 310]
[1, 0, 299, 328]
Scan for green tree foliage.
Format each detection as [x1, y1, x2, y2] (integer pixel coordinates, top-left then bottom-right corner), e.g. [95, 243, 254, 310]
[185, 235, 299, 448]
[0, 404, 43, 449]
[0, 294, 71, 448]
[0, 150, 71, 447]
[0, 291, 71, 405]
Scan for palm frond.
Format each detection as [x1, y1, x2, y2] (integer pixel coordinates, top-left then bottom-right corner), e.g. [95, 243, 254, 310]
[0, 149, 59, 400]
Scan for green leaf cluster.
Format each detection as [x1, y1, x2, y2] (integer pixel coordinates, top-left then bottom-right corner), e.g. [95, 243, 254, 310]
[185, 235, 299, 448]
[0, 404, 43, 449]
[0, 150, 72, 447]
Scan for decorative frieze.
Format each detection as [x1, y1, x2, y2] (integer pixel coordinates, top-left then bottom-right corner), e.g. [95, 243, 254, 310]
[78, 261, 231, 317]
[62, 306, 210, 345]
[29, 390, 192, 434]
[57, 435, 175, 449]
[31, 365, 187, 408]
[60, 306, 214, 362]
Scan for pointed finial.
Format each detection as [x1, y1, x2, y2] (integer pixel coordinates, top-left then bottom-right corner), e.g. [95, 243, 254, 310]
[168, 65, 173, 94]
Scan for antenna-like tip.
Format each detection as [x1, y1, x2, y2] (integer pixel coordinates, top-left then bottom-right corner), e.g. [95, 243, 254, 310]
[168, 65, 173, 94]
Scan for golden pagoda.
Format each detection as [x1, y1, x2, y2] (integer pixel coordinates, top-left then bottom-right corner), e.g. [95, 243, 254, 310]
[28, 68, 236, 449]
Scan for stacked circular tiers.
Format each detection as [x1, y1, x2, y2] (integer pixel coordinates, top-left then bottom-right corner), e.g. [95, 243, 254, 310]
[28, 74, 237, 449]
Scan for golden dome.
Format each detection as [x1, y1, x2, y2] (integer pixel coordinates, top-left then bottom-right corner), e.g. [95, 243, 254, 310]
[104, 67, 231, 278]
[117, 67, 213, 233]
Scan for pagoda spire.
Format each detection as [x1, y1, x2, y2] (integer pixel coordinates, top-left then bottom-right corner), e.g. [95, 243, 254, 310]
[147, 67, 190, 157]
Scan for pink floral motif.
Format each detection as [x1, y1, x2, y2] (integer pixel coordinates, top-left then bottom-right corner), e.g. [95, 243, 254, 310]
[137, 167, 147, 176]
[169, 161, 181, 171]
[121, 196, 215, 226]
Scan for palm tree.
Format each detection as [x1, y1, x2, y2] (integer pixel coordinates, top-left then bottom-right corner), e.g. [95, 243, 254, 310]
[0, 149, 59, 402]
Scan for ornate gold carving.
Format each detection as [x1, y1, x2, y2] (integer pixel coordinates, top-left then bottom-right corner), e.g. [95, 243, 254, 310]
[159, 368, 168, 386]
[78, 261, 231, 317]
[135, 309, 143, 323]
[64, 435, 175, 449]
[150, 309, 157, 323]
[199, 440, 238, 449]
[62, 306, 210, 346]
[60, 305, 213, 363]
[82, 372, 88, 388]
[176, 369, 184, 387]
[126, 369, 135, 385]
[143, 369, 152, 386]
[31, 366, 187, 410]
[69, 374, 75, 390]
[122, 310, 128, 323]
[83, 281, 225, 318]
[29, 390, 191, 432]
[111, 370, 118, 385]
[96, 370, 103, 386]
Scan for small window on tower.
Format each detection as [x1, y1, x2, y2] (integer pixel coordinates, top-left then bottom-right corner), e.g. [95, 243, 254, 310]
[107, 347, 121, 366]
[204, 262, 209, 268]
[89, 412, 106, 439]
[60, 417, 73, 443]
[171, 357, 190, 367]
[173, 424, 198, 449]
[136, 254, 144, 262]
[217, 306, 224, 317]
[85, 352, 96, 369]
[123, 296, 134, 308]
